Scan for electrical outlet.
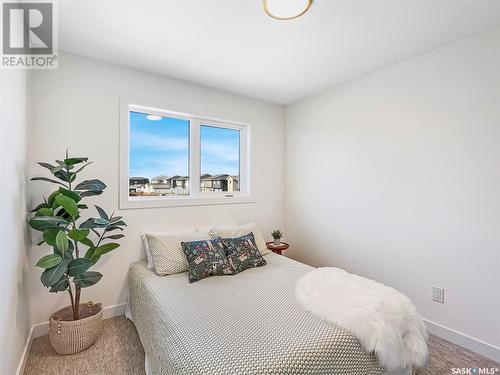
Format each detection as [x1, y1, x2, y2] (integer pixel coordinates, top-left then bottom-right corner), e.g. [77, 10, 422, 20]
[432, 287, 444, 304]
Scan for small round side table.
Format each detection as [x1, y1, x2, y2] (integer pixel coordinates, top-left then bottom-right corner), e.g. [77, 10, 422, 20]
[266, 242, 289, 255]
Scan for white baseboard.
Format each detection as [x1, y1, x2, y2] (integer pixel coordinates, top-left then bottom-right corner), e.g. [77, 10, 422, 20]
[424, 318, 500, 362]
[16, 303, 126, 375]
[15, 325, 34, 375]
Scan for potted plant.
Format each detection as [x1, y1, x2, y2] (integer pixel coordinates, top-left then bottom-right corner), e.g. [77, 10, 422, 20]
[271, 229, 283, 245]
[29, 151, 126, 355]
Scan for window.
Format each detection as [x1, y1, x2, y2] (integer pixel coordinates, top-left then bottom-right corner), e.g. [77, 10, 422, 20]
[120, 99, 251, 209]
[200, 125, 240, 194]
[129, 111, 189, 197]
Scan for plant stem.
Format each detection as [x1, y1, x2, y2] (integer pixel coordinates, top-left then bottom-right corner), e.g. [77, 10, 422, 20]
[67, 165, 72, 191]
[73, 231, 80, 258]
[74, 287, 81, 320]
[67, 281, 75, 317]
[67, 164, 82, 320]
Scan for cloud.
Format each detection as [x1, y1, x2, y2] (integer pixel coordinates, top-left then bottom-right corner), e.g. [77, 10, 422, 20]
[130, 130, 188, 152]
[201, 140, 239, 162]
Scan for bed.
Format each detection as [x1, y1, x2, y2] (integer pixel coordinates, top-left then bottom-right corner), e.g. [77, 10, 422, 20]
[128, 252, 412, 375]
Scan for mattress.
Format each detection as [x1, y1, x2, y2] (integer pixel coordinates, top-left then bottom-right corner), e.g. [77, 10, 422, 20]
[128, 252, 385, 375]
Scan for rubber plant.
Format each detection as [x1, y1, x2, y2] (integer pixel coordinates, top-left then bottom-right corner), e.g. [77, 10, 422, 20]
[29, 151, 126, 320]
[271, 229, 283, 240]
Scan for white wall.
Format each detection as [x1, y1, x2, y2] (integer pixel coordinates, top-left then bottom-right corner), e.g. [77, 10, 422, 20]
[27, 52, 285, 326]
[0, 70, 32, 374]
[285, 27, 500, 354]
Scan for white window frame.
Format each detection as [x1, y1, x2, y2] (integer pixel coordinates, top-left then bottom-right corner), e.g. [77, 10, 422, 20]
[119, 95, 253, 209]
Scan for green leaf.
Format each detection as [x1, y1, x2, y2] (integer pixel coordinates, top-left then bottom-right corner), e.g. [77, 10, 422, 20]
[58, 187, 81, 203]
[68, 228, 90, 242]
[42, 229, 59, 246]
[109, 220, 126, 227]
[103, 234, 125, 240]
[67, 258, 93, 276]
[35, 254, 62, 269]
[55, 230, 69, 253]
[80, 218, 108, 229]
[77, 204, 88, 210]
[47, 191, 60, 205]
[49, 275, 69, 293]
[94, 243, 120, 257]
[29, 216, 69, 231]
[105, 225, 124, 232]
[35, 207, 53, 217]
[64, 250, 74, 262]
[40, 260, 68, 287]
[30, 202, 51, 213]
[104, 219, 126, 233]
[73, 271, 102, 288]
[54, 208, 71, 219]
[31, 177, 67, 187]
[75, 179, 106, 191]
[109, 216, 123, 223]
[84, 247, 95, 260]
[80, 237, 95, 248]
[54, 170, 75, 183]
[51, 164, 64, 174]
[63, 157, 88, 165]
[37, 162, 56, 171]
[55, 195, 79, 219]
[55, 244, 74, 259]
[94, 205, 109, 220]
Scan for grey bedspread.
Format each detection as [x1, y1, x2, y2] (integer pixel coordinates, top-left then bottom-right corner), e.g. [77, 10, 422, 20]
[128, 253, 383, 375]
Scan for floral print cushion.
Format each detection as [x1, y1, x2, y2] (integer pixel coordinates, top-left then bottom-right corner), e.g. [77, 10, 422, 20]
[222, 232, 267, 274]
[181, 237, 233, 283]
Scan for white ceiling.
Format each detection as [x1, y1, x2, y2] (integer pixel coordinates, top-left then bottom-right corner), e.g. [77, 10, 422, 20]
[59, 0, 500, 105]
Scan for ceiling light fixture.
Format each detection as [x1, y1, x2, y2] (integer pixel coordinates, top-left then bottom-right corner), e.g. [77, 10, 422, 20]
[146, 115, 162, 121]
[263, 0, 313, 21]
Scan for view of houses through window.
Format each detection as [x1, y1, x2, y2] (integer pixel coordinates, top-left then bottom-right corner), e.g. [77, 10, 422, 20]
[200, 124, 240, 193]
[128, 111, 241, 198]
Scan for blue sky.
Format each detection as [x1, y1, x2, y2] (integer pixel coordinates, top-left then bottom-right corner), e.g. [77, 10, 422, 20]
[129, 112, 240, 179]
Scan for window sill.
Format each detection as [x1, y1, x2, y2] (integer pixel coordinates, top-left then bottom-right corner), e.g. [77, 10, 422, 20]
[119, 195, 255, 210]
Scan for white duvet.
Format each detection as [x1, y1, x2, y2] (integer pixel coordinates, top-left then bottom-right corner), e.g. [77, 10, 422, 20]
[295, 267, 428, 371]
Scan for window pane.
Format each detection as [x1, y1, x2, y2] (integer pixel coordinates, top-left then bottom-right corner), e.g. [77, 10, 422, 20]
[200, 125, 240, 192]
[129, 111, 189, 197]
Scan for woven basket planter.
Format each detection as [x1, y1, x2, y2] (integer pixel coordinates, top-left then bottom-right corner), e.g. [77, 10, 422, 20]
[49, 301, 103, 355]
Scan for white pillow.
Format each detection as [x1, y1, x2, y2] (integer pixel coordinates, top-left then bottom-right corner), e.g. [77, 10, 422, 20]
[143, 231, 211, 275]
[200, 223, 270, 256]
[141, 233, 155, 269]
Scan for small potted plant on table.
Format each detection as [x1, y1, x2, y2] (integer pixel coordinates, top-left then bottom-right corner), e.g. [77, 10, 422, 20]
[29, 152, 126, 355]
[271, 229, 283, 246]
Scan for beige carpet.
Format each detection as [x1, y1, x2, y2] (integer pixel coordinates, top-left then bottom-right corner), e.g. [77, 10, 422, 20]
[24, 315, 499, 375]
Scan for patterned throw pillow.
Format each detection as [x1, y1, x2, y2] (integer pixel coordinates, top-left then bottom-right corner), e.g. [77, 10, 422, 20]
[181, 237, 233, 283]
[222, 233, 267, 274]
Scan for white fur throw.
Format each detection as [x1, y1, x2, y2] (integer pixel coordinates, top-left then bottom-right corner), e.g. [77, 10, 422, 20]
[295, 267, 428, 371]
